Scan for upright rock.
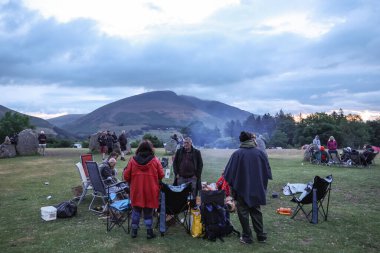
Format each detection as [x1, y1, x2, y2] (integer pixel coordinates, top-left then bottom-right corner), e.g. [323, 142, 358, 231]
[165, 139, 177, 155]
[0, 144, 17, 158]
[89, 133, 100, 152]
[16, 129, 38, 155]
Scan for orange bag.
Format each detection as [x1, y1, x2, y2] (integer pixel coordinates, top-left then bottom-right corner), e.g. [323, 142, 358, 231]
[276, 207, 292, 215]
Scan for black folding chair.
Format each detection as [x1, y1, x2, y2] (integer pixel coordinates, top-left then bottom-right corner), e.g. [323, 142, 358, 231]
[291, 175, 333, 223]
[105, 185, 131, 234]
[361, 151, 378, 167]
[157, 182, 192, 236]
[86, 161, 131, 233]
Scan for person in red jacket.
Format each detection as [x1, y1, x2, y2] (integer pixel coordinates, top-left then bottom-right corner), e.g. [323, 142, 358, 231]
[123, 140, 164, 239]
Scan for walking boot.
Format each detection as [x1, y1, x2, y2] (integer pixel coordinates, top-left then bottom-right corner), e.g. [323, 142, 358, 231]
[131, 228, 138, 238]
[147, 229, 156, 239]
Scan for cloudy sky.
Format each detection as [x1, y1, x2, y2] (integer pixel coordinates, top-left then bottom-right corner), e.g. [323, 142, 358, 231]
[1, 0, 379, 120]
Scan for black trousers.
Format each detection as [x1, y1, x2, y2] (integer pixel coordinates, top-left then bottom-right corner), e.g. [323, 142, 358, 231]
[235, 195, 267, 241]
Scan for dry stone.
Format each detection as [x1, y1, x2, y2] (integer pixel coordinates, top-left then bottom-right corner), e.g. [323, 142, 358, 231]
[16, 129, 38, 155]
[89, 133, 100, 152]
[304, 143, 318, 161]
[0, 144, 16, 158]
[256, 136, 267, 156]
[165, 139, 177, 155]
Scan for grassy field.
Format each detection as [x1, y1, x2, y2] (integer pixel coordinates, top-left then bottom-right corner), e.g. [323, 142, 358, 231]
[0, 148, 379, 253]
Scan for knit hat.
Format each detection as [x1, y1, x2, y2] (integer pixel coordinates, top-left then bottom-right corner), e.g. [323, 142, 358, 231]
[239, 131, 251, 142]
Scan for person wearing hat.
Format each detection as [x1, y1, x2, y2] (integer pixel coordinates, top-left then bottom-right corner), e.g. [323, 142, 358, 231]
[38, 130, 47, 156]
[224, 131, 272, 245]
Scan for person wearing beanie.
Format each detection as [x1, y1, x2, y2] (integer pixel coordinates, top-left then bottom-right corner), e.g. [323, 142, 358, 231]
[224, 131, 272, 245]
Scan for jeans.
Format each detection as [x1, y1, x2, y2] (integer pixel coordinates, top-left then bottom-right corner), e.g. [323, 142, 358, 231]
[131, 207, 154, 229]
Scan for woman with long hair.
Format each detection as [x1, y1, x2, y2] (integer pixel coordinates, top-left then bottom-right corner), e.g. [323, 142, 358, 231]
[123, 140, 164, 239]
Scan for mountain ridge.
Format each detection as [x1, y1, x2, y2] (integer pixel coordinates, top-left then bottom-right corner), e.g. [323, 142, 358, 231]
[1, 91, 253, 138]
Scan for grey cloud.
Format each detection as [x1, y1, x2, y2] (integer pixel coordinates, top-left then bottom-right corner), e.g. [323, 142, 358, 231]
[0, 0, 379, 117]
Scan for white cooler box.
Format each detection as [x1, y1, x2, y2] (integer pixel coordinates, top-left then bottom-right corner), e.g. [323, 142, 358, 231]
[41, 206, 57, 221]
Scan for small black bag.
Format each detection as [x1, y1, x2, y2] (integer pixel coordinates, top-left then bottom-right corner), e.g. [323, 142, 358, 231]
[55, 201, 77, 218]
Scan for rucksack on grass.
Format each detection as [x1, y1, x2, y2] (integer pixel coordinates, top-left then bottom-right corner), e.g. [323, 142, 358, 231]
[201, 203, 239, 242]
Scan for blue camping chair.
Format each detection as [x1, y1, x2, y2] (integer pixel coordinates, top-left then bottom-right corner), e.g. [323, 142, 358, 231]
[86, 161, 131, 233]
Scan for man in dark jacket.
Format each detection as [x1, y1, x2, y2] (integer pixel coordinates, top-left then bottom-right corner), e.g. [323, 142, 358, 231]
[173, 137, 203, 198]
[224, 131, 272, 244]
[38, 130, 47, 156]
[98, 131, 107, 160]
[118, 130, 128, 161]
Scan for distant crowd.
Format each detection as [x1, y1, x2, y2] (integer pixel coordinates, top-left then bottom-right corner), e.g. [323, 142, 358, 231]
[97, 130, 129, 161]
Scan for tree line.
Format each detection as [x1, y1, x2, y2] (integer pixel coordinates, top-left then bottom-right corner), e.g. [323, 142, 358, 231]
[223, 109, 380, 149]
[1, 109, 379, 149]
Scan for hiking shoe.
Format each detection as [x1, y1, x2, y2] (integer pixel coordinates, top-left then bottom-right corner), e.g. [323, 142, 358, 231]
[147, 229, 156, 239]
[257, 235, 267, 243]
[240, 237, 253, 244]
[131, 228, 138, 238]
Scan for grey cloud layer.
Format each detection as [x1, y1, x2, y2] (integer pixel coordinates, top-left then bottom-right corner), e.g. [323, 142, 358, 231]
[0, 0, 379, 116]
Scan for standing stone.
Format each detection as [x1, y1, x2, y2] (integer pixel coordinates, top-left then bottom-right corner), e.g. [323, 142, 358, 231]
[0, 144, 17, 158]
[89, 133, 100, 152]
[16, 129, 38, 155]
[304, 143, 318, 161]
[256, 135, 268, 157]
[165, 139, 177, 155]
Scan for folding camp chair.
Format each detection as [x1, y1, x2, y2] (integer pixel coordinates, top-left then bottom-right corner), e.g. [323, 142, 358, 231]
[74, 162, 92, 205]
[157, 182, 193, 236]
[361, 151, 378, 167]
[86, 161, 131, 232]
[350, 150, 361, 166]
[105, 186, 132, 234]
[81, 154, 93, 178]
[290, 175, 333, 223]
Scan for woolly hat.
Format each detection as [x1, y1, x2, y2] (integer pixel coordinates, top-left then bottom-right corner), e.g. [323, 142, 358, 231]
[239, 131, 251, 142]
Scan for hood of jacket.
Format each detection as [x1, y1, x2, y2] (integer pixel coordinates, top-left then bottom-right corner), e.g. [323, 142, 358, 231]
[132, 152, 154, 169]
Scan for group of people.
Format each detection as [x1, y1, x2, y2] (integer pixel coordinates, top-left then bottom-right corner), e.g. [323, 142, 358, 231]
[312, 135, 340, 162]
[99, 132, 272, 245]
[97, 130, 128, 161]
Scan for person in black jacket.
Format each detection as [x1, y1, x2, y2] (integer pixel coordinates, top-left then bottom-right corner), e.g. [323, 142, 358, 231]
[38, 130, 47, 156]
[118, 130, 128, 161]
[173, 137, 203, 198]
[224, 131, 272, 244]
[106, 130, 115, 155]
[98, 131, 107, 160]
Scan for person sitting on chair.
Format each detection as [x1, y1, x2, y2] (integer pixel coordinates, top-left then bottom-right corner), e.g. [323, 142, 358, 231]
[327, 136, 340, 163]
[99, 158, 127, 194]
